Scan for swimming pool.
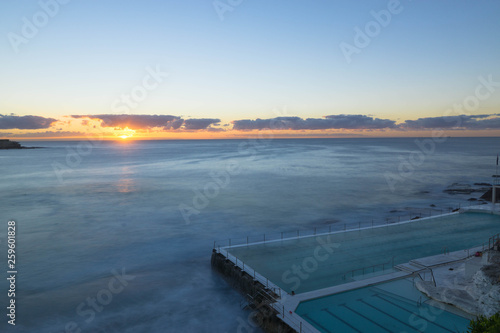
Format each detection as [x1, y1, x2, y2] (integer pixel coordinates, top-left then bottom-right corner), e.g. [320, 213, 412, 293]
[295, 278, 471, 333]
[227, 211, 500, 293]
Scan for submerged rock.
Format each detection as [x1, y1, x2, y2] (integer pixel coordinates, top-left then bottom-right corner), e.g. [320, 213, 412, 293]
[444, 182, 491, 195]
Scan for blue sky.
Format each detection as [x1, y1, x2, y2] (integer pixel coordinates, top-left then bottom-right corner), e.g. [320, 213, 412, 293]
[1, 0, 499, 138]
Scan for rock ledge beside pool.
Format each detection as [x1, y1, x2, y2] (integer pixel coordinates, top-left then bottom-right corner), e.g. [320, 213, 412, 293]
[416, 251, 500, 317]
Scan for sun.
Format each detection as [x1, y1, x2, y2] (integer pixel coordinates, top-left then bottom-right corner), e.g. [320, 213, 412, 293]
[120, 135, 130, 139]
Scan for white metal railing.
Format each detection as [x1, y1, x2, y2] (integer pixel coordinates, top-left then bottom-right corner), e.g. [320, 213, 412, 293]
[214, 204, 499, 333]
[215, 248, 318, 332]
[215, 247, 284, 299]
[214, 202, 488, 250]
[340, 256, 396, 281]
[271, 302, 318, 333]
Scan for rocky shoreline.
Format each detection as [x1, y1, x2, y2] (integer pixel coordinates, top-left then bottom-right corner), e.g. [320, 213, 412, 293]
[416, 251, 500, 318]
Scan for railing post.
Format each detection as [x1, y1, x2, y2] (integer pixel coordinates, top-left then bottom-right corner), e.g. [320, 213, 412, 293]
[229, 238, 231, 247]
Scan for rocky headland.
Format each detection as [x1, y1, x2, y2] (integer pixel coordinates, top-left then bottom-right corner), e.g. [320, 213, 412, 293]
[0, 139, 41, 149]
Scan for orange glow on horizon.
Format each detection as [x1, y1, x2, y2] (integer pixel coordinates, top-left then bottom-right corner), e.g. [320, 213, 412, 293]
[3, 128, 500, 141]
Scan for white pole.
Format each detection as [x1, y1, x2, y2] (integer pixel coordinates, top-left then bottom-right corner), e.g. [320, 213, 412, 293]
[493, 154, 498, 212]
[493, 185, 496, 212]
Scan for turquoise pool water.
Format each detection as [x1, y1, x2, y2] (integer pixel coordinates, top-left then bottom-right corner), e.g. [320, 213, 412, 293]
[228, 211, 500, 293]
[295, 278, 471, 333]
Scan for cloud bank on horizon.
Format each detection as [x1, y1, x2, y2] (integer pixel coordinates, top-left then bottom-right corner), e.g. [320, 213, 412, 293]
[71, 114, 221, 131]
[1, 113, 500, 138]
[400, 114, 500, 130]
[232, 115, 397, 131]
[0, 114, 57, 129]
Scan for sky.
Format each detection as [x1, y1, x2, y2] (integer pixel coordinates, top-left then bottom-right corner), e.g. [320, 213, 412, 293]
[1, 0, 500, 140]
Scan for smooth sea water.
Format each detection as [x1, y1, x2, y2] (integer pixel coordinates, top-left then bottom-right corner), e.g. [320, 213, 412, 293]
[0, 137, 498, 332]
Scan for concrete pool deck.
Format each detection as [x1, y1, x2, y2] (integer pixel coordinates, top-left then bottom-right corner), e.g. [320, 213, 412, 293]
[276, 245, 488, 332]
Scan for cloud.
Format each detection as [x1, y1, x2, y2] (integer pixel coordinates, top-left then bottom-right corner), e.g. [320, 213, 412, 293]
[72, 114, 181, 130]
[183, 118, 220, 130]
[400, 114, 500, 130]
[71, 114, 220, 131]
[232, 115, 396, 131]
[0, 114, 56, 129]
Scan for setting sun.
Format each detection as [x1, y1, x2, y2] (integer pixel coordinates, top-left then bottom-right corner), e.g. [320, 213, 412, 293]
[120, 135, 130, 139]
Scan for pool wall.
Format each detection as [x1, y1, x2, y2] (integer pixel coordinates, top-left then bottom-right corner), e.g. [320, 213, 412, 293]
[211, 249, 308, 333]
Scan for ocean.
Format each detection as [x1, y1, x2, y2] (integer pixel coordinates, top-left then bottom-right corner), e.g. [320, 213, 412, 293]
[0, 137, 498, 332]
